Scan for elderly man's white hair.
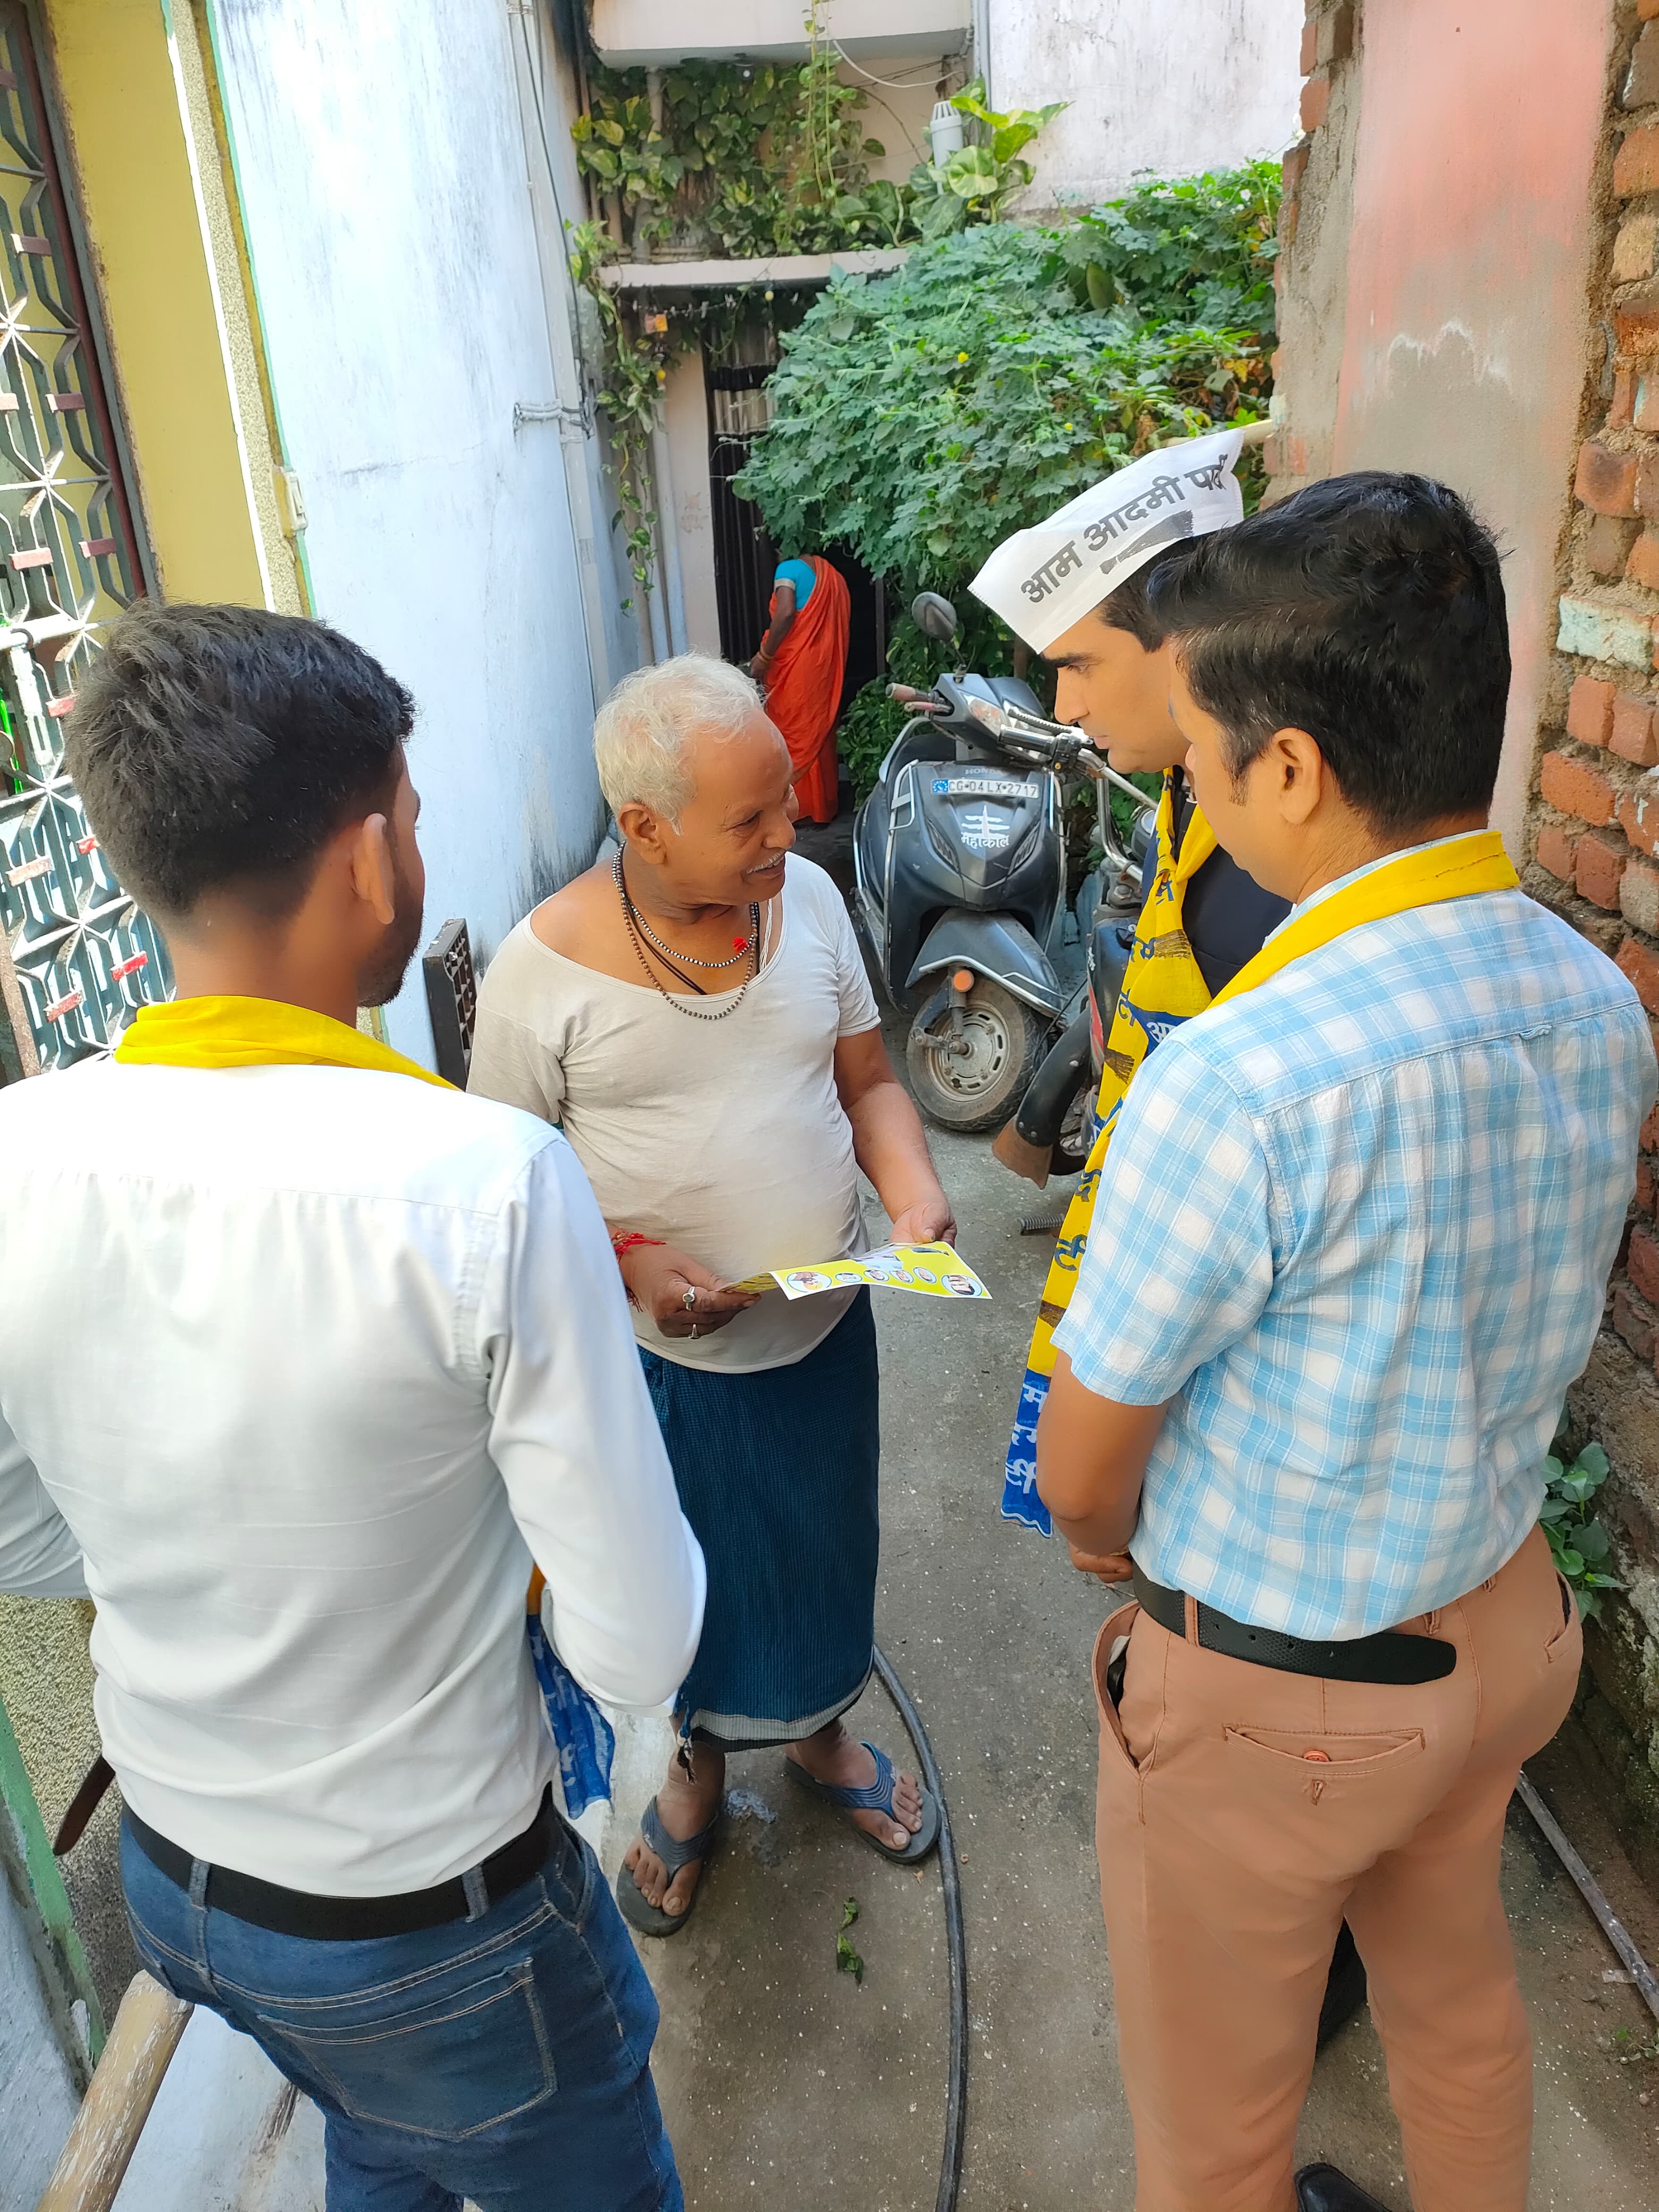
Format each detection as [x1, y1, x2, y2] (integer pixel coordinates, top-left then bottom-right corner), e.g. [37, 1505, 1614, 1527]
[593, 652, 767, 822]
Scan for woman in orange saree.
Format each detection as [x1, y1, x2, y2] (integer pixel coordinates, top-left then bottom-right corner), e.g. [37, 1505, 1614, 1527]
[749, 554, 850, 825]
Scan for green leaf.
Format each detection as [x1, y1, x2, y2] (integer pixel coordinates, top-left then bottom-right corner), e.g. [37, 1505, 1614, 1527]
[990, 120, 1040, 164]
[1541, 1456, 1565, 1483]
[835, 1931, 864, 1983]
[841, 1896, 859, 1928]
[920, 190, 967, 238]
[927, 527, 952, 556]
[1574, 1442, 1610, 1481]
[1576, 1520, 1611, 1564]
[945, 146, 1000, 199]
[1556, 1548, 1585, 1577]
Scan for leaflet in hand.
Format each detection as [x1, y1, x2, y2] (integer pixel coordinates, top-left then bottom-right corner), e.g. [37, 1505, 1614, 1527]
[727, 1241, 991, 1302]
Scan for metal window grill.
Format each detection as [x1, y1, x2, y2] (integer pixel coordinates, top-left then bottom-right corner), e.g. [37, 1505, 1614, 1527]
[0, 2, 165, 1083]
[423, 918, 476, 1090]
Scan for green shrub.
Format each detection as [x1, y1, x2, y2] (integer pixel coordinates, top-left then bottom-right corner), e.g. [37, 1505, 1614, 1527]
[735, 169, 1277, 615]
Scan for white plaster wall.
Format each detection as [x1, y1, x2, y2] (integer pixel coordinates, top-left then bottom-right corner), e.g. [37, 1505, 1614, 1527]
[212, 0, 616, 1065]
[590, 0, 970, 67]
[663, 353, 722, 656]
[988, 0, 1303, 208]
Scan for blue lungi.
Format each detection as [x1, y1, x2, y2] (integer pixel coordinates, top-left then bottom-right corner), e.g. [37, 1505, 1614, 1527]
[639, 1289, 879, 1748]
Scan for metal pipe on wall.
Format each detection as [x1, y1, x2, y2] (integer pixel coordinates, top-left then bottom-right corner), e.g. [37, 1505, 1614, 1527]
[649, 418, 690, 658]
[508, 4, 631, 703]
[971, 0, 993, 103]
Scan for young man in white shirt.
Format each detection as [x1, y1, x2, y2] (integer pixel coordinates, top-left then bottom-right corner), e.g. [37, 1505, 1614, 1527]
[0, 602, 704, 2212]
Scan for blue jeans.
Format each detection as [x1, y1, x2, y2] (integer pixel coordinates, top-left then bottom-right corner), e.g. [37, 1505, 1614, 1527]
[120, 1811, 681, 2212]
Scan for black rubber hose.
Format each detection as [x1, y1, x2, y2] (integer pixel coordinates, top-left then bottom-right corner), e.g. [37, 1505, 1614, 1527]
[873, 1643, 967, 2212]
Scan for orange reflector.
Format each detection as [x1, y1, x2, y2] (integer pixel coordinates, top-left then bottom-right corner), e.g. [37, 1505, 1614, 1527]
[1302, 1749, 1330, 1763]
[952, 968, 975, 993]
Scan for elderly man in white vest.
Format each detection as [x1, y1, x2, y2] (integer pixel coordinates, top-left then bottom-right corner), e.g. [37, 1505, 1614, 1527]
[470, 652, 956, 1933]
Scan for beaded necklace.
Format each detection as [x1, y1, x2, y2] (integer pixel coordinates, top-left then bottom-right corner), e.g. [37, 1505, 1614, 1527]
[613, 851, 763, 1021]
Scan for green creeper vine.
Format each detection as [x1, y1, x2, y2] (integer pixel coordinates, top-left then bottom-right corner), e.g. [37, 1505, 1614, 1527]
[1540, 1441, 1622, 1622]
[567, 19, 1066, 602]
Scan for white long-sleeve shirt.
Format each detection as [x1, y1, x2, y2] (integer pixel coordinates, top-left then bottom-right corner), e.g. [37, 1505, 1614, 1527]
[0, 1059, 704, 1895]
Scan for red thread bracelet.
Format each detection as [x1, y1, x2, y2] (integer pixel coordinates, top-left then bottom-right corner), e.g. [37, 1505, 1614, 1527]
[611, 1230, 664, 1308]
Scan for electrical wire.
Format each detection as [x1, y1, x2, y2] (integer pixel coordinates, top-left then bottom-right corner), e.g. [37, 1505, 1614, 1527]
[873, 1643, 968, 2212]
[831, 38, 953, 92]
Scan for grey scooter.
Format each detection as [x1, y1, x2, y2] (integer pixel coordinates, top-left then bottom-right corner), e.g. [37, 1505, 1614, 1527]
[851, 593, 1149, 1135]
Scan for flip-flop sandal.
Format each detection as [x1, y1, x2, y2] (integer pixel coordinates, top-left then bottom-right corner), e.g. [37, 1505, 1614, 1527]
[786, 1741, 941, 1864]
[614, 1796, 720, 1939]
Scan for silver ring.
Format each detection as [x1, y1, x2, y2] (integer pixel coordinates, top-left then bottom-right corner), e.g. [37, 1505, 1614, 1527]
[681, 1285, 698, 1311]
[689, 1323, 701, 1338]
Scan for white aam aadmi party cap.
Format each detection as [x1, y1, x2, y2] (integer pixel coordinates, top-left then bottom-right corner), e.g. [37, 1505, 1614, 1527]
[967, 426, 1247, 654]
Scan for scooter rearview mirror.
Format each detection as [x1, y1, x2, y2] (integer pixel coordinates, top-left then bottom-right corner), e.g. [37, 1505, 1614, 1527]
[911, 591, 958, 643]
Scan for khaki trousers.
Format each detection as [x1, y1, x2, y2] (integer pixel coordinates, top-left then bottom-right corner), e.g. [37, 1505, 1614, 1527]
[1094, 1526, 1580, 2212]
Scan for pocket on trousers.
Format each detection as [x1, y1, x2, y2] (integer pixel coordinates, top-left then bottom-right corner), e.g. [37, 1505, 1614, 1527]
[254, 1963, 555, 2141]
[1092, 1602, 1146, 1780]
[1224, 1725, 1425, 1787]
[1545, 1572, 1582, 1664]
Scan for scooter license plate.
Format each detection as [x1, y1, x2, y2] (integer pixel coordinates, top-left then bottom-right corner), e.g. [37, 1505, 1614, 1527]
[931, 776, 1040, 799]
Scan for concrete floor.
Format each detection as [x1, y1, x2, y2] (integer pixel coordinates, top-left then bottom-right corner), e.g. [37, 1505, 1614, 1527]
[11, 809, 1659, 2205]
[606, 811, 1659, 2210]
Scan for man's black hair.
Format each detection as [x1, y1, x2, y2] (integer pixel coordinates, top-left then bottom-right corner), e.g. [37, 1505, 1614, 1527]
[66, 602, 414, 920]
[1146, 472, 1509, 833]
[1094, 542, 1193, 651]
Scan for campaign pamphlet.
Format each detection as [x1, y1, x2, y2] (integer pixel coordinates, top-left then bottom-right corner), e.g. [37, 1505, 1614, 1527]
[727, 1241, 991, 1302]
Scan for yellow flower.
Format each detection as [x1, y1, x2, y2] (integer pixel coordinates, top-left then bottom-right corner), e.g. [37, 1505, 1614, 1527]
[1063, 422, 1074, 432]
[957, 351, 969, 363]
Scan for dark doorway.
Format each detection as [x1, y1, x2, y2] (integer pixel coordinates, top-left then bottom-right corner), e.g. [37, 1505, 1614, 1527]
[706, 364, 776, 665]
[703, 317, 884, 701]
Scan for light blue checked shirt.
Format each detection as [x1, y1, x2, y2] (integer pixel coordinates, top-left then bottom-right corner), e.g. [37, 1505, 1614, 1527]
[1052, 859, 1656, 1637]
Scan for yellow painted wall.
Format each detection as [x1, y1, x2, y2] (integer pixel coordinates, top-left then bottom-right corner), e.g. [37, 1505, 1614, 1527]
[41, 0, 301, 611]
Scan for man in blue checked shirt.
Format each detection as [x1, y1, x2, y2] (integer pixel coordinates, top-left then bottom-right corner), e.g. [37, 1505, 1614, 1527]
[1035, 474, 1656, 2212]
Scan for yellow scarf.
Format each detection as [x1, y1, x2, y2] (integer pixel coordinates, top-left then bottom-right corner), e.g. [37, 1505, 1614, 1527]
[114, 995, 453, 1089]
[1001, 819, 1519, 1531]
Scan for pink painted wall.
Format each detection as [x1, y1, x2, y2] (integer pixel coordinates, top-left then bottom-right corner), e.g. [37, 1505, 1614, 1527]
[1331, 0, 1611, 851]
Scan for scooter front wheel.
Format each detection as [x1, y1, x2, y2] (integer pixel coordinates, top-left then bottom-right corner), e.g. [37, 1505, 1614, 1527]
[906, 976, 1050, 1135]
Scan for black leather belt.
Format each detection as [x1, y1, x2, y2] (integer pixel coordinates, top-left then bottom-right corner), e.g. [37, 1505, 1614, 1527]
[123, 1786, 562, 1941]
[1131, 1567, 1456, 1686]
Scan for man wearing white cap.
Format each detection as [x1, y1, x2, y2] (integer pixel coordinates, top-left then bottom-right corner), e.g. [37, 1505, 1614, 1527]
[970, 426, 1366, 2040]
[971, 429, 1293, 1535]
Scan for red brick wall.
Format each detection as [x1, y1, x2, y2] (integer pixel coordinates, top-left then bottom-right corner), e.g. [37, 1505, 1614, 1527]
[1512, 4, 1659, 1886]
[1530, 10, 1659, 1404]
